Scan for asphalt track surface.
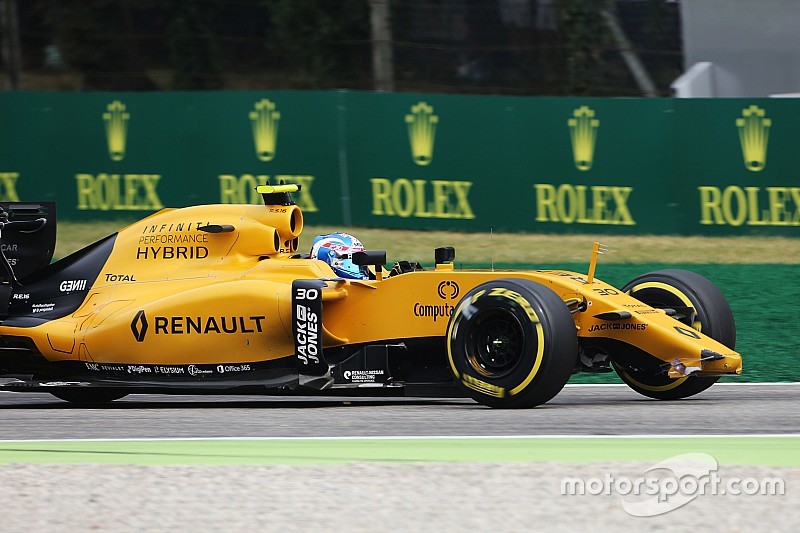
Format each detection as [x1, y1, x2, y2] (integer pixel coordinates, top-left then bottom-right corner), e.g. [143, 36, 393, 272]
[0, 383, 796, 440]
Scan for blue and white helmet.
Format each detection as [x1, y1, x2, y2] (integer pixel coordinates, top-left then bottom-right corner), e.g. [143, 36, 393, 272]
[310, 233, 369, 280]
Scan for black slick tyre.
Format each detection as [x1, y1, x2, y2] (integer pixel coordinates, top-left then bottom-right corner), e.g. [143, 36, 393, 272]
[446, 278, 577, 408]
[50, 389, 128, 404]
[615, 269, 736, 400]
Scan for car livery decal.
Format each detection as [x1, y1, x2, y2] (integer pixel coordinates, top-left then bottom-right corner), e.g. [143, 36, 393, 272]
[292, 279, 326, 376]
[3, 234, 117, 326]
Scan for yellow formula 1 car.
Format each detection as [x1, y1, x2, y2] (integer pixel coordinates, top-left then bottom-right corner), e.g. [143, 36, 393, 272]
[0, 185, 741, 407]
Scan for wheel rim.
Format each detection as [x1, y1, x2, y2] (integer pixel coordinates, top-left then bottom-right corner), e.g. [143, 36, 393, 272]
[466, 310, 525, 379]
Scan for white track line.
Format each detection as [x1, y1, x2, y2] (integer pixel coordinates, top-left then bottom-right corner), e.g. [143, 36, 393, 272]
[564, 382, 800, 388]
[0, 434, 798, 444]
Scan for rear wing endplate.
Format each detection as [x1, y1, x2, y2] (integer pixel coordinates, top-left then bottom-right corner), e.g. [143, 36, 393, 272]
[0, 202, 56, 284]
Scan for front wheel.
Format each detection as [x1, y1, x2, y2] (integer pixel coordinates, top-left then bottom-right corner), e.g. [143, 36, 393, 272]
[615, 269, 736, 400]
[446, 278, 578, 408]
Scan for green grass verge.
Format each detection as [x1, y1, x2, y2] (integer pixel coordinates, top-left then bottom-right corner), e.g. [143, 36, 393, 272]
[0, 437, 796, 466]
[55, 221, 800, 265]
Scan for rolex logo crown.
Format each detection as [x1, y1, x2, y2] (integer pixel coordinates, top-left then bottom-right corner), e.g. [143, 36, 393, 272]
[568, 106, 599, 171]
[406, 102, 438, 166]
[103, 100, 129, 161]
[250, 99, 280, 162]
[736, 105, 771, 172]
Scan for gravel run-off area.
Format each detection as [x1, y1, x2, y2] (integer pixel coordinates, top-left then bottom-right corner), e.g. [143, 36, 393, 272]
[3, 461, 796, 532]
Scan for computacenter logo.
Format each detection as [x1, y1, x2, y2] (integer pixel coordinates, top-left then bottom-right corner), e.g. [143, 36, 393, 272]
[406, 102, 438, 166]
[103, 100, 130, 161]
[250, 99, 280, 161]
[736, 105, 771, 172]
[568, 105, 599, 171]
[561, 452, 784, 517]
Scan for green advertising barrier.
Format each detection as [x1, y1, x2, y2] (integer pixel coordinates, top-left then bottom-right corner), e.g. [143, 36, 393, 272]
[0, 91, 797, 236]
[345, 95, 676, 233]
[673, 99, 800, 235]
[0, 91, 345, 226]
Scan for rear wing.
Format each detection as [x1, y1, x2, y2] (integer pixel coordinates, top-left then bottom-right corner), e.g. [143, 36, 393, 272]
[256, 183, 300, 206]
[0, 202, 56, 284]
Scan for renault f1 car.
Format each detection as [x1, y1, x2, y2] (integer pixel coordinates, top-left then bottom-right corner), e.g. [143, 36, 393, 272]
[0, 184, 741, 407]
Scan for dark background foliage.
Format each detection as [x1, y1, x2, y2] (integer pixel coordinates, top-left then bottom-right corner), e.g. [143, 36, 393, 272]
[6, 0, 682, 95]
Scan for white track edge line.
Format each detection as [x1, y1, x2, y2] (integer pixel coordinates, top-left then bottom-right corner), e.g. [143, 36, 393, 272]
[0, 434, 799, 444]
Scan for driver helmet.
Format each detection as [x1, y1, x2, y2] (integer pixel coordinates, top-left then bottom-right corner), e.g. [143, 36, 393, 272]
[310, 232, 369, 280]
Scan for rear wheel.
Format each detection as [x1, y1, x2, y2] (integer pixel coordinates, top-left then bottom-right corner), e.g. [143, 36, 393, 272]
[615, 269, 735, 400]
[447, 278, 578, 408]
[50, 389, 128, 404]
